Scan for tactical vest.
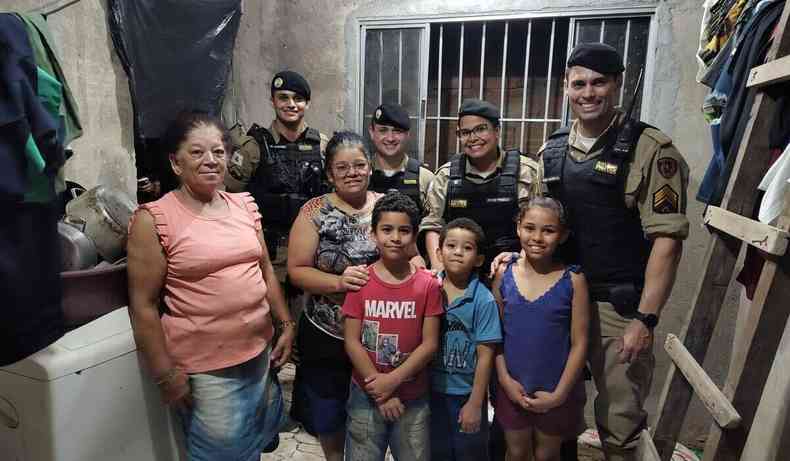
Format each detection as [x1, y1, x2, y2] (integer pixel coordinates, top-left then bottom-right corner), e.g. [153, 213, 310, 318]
[369, 157, 423, 215]
[444, 150, 521, 266]
[246, 125, 327, 231]
[542, 123, 652, 314]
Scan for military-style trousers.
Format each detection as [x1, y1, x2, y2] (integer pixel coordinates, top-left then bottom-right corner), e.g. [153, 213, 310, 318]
[588, 302, 655, 461]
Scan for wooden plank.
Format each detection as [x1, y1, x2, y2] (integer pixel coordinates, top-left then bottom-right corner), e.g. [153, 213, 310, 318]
[664, 334, 741, 429]
[704, 206, 789, 255]
[747, 54, 790, 89]
[703, 196, 790, 461]
[652, 4, 790, 459]
[740, 307, 790, 461]
[637, 430, 661, 461]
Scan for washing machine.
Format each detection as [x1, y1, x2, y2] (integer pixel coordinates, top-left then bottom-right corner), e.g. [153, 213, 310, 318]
[0, 307, 185, 461]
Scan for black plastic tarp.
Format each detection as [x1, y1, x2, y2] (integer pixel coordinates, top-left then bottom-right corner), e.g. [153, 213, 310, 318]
[108, 0, 241, 139]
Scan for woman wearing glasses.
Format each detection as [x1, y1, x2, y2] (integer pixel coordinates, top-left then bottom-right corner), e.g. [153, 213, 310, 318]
[286, 131, 382, 461]
[420, 99, 543, 279]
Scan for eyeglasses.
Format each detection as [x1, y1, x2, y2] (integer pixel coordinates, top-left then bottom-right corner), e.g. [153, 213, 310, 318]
[456, 124, 491, 140]
[332, 161, 369, 177]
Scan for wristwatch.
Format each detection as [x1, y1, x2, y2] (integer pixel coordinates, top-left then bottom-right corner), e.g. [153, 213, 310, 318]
[633, 311, 658, 329]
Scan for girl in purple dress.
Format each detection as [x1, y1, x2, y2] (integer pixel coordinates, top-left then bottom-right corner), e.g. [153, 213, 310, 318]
[492, 197, 591, 461]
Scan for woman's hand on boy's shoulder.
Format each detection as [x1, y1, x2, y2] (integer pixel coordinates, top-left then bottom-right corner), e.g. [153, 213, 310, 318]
[337, 264, 370, 292]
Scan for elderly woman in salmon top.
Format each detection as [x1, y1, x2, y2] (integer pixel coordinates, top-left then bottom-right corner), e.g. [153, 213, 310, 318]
[127, 111, 295, 460]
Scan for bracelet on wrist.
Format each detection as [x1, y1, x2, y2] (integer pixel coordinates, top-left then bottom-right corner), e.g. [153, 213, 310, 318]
[276, 319, 297, 330]
[155, 368, 181, 386]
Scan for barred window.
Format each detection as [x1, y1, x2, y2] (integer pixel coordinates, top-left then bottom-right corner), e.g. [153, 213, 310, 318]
[359, 13, 653, 170]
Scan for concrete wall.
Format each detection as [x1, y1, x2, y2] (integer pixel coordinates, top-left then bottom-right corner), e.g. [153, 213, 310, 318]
[2, 0, 745, 447]
[265, 0, 742, 446]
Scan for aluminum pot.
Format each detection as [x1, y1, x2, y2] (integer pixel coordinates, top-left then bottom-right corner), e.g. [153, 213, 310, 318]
[57, 221, 98, 271]
[65, 185, 137, 262]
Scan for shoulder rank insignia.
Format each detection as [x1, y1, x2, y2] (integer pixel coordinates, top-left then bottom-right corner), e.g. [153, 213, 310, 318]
[594, 160, 619, 175]
[653, 184, 679, 214]
[449, 199, 468, 208]
[657, 157, 678, 179]
[230, 149, 244, 167]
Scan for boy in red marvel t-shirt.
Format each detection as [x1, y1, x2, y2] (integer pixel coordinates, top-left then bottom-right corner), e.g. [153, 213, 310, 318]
[343, 192, 443, 461]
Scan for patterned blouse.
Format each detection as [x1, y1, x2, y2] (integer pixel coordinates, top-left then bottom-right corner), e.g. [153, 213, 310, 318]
[300, 193, 380, 339]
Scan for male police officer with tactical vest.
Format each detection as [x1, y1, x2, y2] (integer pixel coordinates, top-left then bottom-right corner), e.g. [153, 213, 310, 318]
[540, 43, 689, 461]
[228, 70, 329, 265]
[368, 103, 435, 214]
[421, 98, 542, 275]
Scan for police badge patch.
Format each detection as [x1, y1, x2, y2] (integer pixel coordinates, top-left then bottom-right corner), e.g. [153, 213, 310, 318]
[273, 77, 284, 88]
[657, 157, 678, 179]
[653, 184, 679, 214]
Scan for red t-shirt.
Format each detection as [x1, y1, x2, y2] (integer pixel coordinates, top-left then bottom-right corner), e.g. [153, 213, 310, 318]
[342, 266, 443, 401]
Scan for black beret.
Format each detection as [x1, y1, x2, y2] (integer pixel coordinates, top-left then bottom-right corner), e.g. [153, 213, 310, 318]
[458, 99, 500, 125]
[372, 103, 410, 131]
[567, 42, 624, 75]
[271, 71, 311, 100]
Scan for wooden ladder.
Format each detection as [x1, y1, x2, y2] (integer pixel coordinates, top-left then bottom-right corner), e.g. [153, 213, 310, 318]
[640, 2, 790, 460]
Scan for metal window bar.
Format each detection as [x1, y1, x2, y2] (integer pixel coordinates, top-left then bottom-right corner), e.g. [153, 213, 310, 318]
[436, 24, 444, 158]
[456, 23, 465, 154]
[479, 22, 486, 98]
[599, 19, 605, 41]
[378, 31, 384, 104]
[422, 14, 651, 160]
[520, 20, 533, 152]
[561, 19, 573, 125]
[398, 30, 403, 104]
[619, 19, 631, 106]
[543, 19, 557, 140]
[499, 21, 510, 150]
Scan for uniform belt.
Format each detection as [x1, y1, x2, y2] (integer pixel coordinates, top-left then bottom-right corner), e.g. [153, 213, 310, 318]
[589, 282, 643, 317]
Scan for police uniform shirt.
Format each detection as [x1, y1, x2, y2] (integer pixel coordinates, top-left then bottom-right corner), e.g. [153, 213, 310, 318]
[224, 122, 329, 192]
[420, 151, 542, 234]
[268, 122, 329, 154]
[543, 112, 690, 336]
[544, 112, 690, 240]
[373, 154, 436, 210]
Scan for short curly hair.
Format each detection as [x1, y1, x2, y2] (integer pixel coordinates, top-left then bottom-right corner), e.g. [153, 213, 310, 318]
[438, 217, 486, 250]
[372, 191, 421, 231]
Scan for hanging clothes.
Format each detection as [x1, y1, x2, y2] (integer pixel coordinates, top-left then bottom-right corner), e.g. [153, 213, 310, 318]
[0, 13, 65, 366]
[696, 0, 785, 205]
[15, 13, 82, 146]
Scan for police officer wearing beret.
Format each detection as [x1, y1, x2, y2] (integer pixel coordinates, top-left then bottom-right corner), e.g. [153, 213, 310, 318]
[230, 71, 330, 265]
[538, 43, 689, 461]
[421, 99, 542, 274]
[368, 103, 435, 262]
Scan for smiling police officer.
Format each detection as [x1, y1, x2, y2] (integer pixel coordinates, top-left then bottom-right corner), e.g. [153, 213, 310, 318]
[421, 99, 542, 275]
[540, 43, 689, 461]
[368, 103, 434, 217]
[232, 71, 329, 264]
